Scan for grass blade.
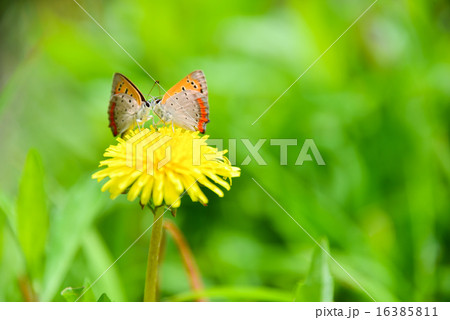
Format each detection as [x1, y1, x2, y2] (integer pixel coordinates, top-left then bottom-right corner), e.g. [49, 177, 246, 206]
[294, 238, 334, 302]
[16, 149, 48, 279]
[81, 229, 126, 301]
[167, 286, 292, 302]
[41, 178, 108, 301]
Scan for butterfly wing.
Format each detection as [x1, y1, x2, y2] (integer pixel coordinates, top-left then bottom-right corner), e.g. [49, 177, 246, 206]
[159, 70, 209, 133]
[159, 91, 210, 133]
[108, 73, 146, 136]
[108, 93, 142, 137]
[111, 73, 146, 104]
[161, 70, 208, 103]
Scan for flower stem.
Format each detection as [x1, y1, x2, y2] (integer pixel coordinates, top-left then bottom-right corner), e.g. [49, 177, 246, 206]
[144, 205, 165, 302]
[164, 220, 207, 302]
[18, 275, 36, 302]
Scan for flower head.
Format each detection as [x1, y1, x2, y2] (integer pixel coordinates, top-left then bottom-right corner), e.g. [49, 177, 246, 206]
[92, 126, 240, 208]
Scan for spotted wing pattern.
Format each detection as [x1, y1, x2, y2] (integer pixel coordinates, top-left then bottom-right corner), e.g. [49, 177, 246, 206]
[108, 73, 145, 137]
[159, 70, 209, 133]
[159, 90, 209, 133]
[161, 70, 208, 103]
[108, 93, 141, 137]
[111, 73, 146, 103]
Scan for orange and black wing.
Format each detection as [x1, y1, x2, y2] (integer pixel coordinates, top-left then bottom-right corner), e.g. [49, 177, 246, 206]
[161, 70, 208, 103]
[110, 73, 146, 104]
[108, 73, 145, 136]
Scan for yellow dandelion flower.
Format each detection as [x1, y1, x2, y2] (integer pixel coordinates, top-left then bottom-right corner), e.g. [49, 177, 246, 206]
[92, 126, 240, 208]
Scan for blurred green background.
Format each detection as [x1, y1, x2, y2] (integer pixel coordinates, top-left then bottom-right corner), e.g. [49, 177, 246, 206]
[1, 0, 449, 302]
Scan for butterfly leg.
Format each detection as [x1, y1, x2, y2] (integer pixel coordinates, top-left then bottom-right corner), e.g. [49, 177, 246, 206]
[136, 119, 143, 132]
[147, 114, 154, 127]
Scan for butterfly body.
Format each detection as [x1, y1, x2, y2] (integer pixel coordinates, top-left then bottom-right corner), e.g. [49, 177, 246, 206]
[108, 71, 210, 136]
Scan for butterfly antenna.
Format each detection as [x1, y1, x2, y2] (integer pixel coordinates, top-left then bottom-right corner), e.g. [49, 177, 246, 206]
[146, 80, 160, 100]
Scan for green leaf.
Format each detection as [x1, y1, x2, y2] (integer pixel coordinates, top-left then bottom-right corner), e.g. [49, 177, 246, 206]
[0, 194, 7, 262]
[0, 192, 26, 300]
[16, 149, 48, 278]
[97, 293, 111, 302]
[61, 285, 96, 302]
[61, 287, 84, 302]
[167, 286, 292, 302]
[0, 194, 9, 298]
[41, 178, 108, 301]
[0, 191, 14, 224]
[81, 229, 126, 301]
[294, 239, 334, 302]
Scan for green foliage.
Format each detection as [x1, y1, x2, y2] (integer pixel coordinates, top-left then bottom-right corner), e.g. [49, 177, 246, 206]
[0, 0, 449, 302]
[295, 239, 333, 302]
[97, 293, 112, 302]
[16, 149, 48, 279]
[0, 194, 8, 262]
[41, 179, 108, 301]
[61, 286, 111, 302]
[61, 287, 85, 302]
[168, 286, 292, 302]
[61, 285, 96, 302]
[81, 229, 126, 301]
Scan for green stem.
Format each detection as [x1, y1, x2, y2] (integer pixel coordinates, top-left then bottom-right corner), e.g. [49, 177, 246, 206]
[144, 205, 165, 302]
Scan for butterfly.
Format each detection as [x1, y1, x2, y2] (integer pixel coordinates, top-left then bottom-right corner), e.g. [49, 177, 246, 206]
[108, 70, 210, 137]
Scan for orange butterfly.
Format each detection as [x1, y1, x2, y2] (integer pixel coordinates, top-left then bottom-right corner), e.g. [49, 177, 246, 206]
[108, 71, 210, 136]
